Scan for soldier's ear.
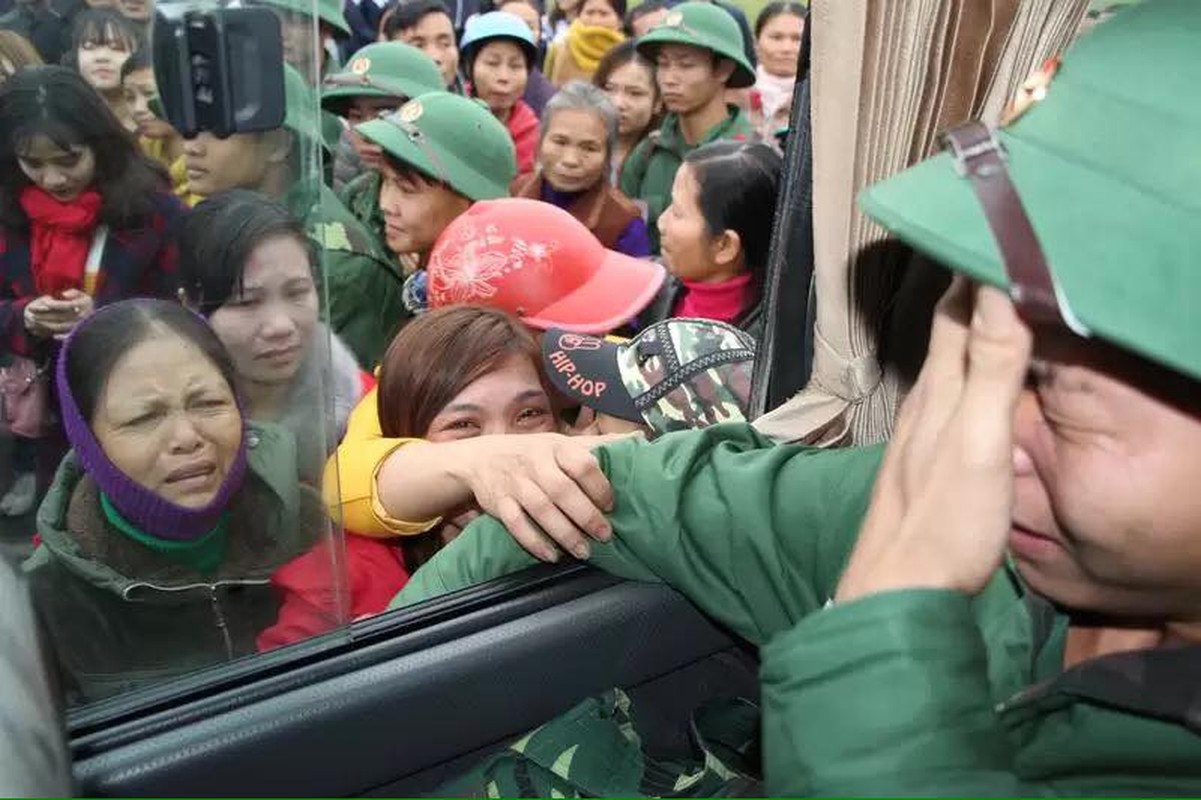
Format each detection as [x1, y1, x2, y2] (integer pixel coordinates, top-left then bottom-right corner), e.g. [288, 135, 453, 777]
[713, 57, 735, 85]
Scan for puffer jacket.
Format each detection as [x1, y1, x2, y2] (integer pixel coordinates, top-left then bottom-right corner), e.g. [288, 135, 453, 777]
[26, 422, 324, 705]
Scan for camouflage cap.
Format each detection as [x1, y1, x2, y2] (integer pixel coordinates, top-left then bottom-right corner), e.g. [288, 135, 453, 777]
[542, 318, 756, 436]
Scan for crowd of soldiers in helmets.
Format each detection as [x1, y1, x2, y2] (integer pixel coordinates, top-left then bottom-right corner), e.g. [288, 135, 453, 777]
[4, 0, 1201, 795]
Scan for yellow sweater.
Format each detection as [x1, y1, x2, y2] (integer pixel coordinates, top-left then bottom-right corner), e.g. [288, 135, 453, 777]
[322, 386, 436, 537]
[545, 21, 624, 85]
[140, 137, 204, 207]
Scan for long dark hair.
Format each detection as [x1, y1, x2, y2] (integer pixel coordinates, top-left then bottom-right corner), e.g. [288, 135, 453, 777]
[592, 39, 661, 137]
[754, 1, 806, 39]
[684, 141, 782, 306]
[66, 299, 239, 424]
[178, 189, 315, 315]
[64, 9, 142, 72]
[0, 65, 168, 230]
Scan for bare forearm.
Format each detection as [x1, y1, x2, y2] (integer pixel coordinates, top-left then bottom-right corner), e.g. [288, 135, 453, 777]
[375, 440, 475, 524]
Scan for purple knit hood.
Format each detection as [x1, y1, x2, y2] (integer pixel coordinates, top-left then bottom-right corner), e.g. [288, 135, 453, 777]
[55, 300, 250, 541]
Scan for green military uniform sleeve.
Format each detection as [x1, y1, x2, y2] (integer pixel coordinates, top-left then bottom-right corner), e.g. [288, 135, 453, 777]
[392, 424, 883, 646]
[326, 257, 410, 369]
[619, 137, 653, 200]
[760, 590, 1034, 796]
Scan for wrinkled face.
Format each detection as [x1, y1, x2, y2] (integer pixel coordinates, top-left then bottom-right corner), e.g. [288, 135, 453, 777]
[378, 163, 471, 256]
[345, 96, 401, 171]
[658, 164, 731, 282]
[756, 12, 802, 78]
[77, 36, 131, 92]
[123, 67, 175, 140]
[539, 108, 607, 193]
[426, 353, 556, 440]
[654, 44, 727, 116]
[17, 135, 97, 203]
[184, 132, 279, 197]
[208, 236, 318, 391]
[630, 7, 668, 37]
[92, 333, 243, 509]
[1008, 331, 1201, 619]
[500, 1, 542, 40]
[602, 59, 657, 139]
[472, 40, 528, 117]
[394, 11, 460, 88]
[578, 0, 620, 29]
[117, 0, 151, 21]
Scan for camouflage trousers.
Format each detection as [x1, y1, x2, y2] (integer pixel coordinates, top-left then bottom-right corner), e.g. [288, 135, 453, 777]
[442, 688, 761, 798]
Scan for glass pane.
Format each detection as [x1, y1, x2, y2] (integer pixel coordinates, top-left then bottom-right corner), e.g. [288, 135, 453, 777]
[0, 0, 369, 711]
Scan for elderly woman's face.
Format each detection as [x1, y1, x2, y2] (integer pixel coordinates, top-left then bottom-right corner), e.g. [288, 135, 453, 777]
[1009, 329, 1201, 619]
[539, 107, 608, 193]
[91, 333, 243, 509]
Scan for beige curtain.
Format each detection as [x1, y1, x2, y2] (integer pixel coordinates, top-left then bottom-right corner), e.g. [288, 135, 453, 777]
[754, 0, 1089, 446]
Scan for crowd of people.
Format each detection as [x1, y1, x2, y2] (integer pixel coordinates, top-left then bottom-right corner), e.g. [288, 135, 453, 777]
[0, 0, 797, 701]
[4, 0, 1200, 794]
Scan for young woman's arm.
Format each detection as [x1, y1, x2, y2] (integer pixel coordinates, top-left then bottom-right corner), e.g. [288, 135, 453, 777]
[375, 432, 623, 561]
[323, 386, 626, 558]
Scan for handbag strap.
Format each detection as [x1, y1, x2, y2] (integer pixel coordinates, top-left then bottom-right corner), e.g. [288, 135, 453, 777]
[85, 225, 107, 280]
[941, 121, 1089, 336]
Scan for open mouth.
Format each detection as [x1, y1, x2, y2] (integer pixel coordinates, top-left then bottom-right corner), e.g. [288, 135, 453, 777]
[165, 461, 217, 485]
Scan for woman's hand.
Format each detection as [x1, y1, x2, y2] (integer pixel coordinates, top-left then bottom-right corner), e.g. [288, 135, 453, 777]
[835, 280, 1033, 602]
[23, 291, 93, 339]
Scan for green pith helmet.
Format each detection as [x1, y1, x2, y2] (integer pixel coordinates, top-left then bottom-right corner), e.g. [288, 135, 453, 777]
[859, 0, 1201, 383]
[636, 1, 755, 89]
[283, 63, 320, 137]
[355, 92, 517, 201]
[254, 0, 351, 37]
[322, 42, 445, 116]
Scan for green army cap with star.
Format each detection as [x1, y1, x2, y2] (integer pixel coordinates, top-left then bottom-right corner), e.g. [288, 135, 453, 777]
[636, 1, 755, 89]
[355, 92, 517, 201]
[859, 0, 1201, 383]
[322, 42, 445, 116]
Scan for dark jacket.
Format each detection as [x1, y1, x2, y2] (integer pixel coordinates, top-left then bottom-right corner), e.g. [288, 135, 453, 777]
[25, 422, 324, 705]
[512, 172, 649, 256]
[639, 273, 765, 342]
[0, 0, 79, 63]
[0, 191, 187, 358]
[522, 68, 556, 118]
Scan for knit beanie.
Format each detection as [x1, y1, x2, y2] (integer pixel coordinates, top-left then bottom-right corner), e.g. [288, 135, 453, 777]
[55, 301, 250, 541]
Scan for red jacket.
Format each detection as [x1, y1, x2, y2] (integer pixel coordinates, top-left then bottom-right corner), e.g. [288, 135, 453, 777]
[507, 100, 540, 176]
[257, 371, 410, 651]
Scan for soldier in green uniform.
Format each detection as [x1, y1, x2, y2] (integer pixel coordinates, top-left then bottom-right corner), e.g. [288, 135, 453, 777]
[324, 42, 445, 259]
[249, 0, 352, 78]
[619, 1, 757, 253]
[331, 92, 516, 368]
[389, 1, 1201, 794]
[182, 65, 391, 369]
